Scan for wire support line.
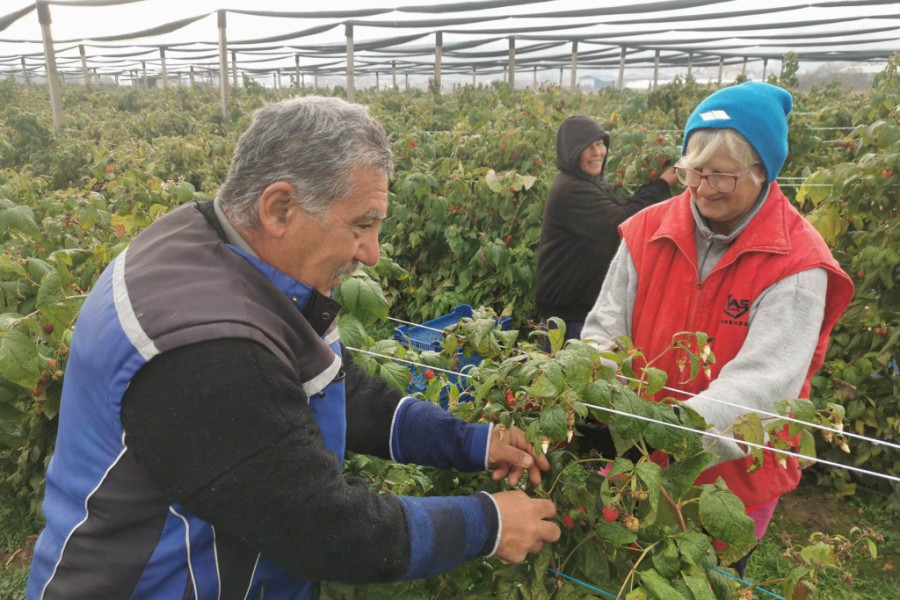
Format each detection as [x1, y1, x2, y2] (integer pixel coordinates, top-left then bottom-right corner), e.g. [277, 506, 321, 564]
[386, 315, 448, 334]
[345, 345, 900, 484]
[614, 374, 900, 452]
[548, 565, 785, 600]
[351, 341, 897, 453]
[577, 398, 900, 485]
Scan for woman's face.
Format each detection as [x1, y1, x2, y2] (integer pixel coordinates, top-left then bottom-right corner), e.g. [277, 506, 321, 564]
[579, 140, 607, 176]
[687, 155, 764, 235]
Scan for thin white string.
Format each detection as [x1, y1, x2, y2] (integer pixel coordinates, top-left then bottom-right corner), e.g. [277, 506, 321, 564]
[577, 400, 900, 485]
[386, 316, 447, 334]
[615, 374, 900, 452]
[345, 345, 900, 482]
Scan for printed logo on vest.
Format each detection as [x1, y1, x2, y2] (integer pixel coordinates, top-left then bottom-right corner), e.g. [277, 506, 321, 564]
[723, 295, 750, 319]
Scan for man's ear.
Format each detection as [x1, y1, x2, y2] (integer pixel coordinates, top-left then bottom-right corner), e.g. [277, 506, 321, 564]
[256, 181, 297, 239]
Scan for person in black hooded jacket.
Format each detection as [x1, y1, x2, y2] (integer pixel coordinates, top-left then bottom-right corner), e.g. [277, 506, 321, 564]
[534, 115, 678, 340]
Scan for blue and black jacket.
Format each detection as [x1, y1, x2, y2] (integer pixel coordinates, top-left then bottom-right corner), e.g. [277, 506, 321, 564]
[27, 201, 500, 600]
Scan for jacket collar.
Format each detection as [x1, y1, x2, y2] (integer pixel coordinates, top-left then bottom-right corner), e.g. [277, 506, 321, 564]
[651, 182, 791, 257]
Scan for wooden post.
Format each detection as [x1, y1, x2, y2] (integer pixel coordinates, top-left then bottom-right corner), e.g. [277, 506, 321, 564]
[295, 54, 300, 89]
[762, 57, 769, 80]
[717, 56, 724, 86]
[508, 37, 515, 87]
[391, 60, 397, 90]
[232, 51, 238, 88]
[687, 52, 693, 79]
[434, 31, 442, 94]
[218, 10, 228, 119]
[79, 44, 89, 86]
[37, 1, 63, 129]
[617, 46, 626, 90]
[21, 57, 30, 85]
[345, 23, 355, 101]
[653, 49, 660, 89]
[190, 65, 195, 87]
[160, 48, 167, 88]
[570, 41, 578, 92]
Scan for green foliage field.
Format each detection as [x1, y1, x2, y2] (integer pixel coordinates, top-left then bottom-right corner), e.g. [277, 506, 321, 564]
[0, 53, 897, 598]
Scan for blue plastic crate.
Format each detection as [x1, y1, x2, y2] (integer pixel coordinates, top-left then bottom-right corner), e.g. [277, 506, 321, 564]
[393, 305, 512, 407]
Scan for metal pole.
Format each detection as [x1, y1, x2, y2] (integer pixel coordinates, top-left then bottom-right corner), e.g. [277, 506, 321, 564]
[114, 73, 119, 87]
[314, 67, 318, 89]
[617, 46, 626, 90]
[434, 31, 442, 94]
[92, 67, 98, 86]
[21, 57, 30, 85]
[391, 60, 397, 90]
[160, 48, 167, 88]
[532, 65, 537, 89]
[472, 65, 476, 87]
[218, 10, 229, 119]
[37, 1, 63, 129]
[190, 65, 195, 87]
[653, 49, 660, 89]
[345, 23, 355, 101]
[508, 37, 515, 87]
[687, 52, 693, 79]
[405, 72, 409, 90]
[79, 44, 89, 86]
[762, 57, 769, 80]
[559, 66, 563, 88]
[142, 60, 148, 88]
[295, 54, 300, 90]
[570, 41, 577, 92]
[232, 51, 238, 88]
[717, 56, 723, 86]
[741, 56, 747, 76]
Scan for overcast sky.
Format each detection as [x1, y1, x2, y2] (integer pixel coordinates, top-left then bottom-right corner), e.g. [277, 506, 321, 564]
[1, 0, 896, 85]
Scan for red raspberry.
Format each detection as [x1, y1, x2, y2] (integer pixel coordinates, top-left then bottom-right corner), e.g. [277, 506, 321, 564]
[602, 506, 619, 522]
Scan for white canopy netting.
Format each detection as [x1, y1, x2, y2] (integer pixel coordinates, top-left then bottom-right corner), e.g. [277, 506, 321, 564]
[0, 0, 897, 86]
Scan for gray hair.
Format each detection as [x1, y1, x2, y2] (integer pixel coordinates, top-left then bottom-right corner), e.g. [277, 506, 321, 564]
[218, 96, 393, 229]
[680, 129, 765, 186]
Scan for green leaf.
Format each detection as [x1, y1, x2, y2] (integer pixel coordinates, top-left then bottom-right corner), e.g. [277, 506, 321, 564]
[642, 367, 668, 397]
[699, 480, 756, 553]
[651, 541, 681, 579]
[378, 360, 412, 391]
[540, 404, 568, 442]
[0, 203, 39, 236]
[660, 453, 716, 501]
[528, 373, 561, 398]
[0, 329, 42, 390]
[638, 568, 689, 600]
[681, 564, 716, 600]
[338, 314, 370, 349]
[485, 169, 504, 193]
[594, 521, 637, 547]
[676, 532, 711, 566]
[635, 461, 662, 524]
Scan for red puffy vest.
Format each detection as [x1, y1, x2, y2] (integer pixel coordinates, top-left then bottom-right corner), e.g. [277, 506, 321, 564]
[620, 183, 853, 511]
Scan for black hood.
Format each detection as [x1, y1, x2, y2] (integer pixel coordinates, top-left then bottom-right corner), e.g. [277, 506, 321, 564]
[555, 115, 611, 180]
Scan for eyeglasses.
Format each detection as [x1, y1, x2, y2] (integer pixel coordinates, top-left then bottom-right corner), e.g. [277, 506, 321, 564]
[674, 165, 758, 193]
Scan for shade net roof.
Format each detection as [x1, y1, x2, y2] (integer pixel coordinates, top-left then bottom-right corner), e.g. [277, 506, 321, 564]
[0, 0, 897, 80]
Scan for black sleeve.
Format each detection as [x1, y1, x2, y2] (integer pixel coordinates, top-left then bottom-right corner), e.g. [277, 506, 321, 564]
[121, 338, 411, 583]
[341, 346, 404, 459]
[562, 178, 671, 239]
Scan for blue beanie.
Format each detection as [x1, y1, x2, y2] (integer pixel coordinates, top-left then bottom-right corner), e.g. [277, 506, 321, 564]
[682, 82, 792, 183]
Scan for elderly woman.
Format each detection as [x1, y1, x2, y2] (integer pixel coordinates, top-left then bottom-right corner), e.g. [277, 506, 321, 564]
[581, 82, 854, 570]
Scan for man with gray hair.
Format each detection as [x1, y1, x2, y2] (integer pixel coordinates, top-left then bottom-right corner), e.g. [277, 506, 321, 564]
[27, 96, 560, 600]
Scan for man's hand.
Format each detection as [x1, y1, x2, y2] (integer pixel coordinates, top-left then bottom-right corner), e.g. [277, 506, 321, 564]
[490, 491, 560, 563]
[488, 424, 551, 487]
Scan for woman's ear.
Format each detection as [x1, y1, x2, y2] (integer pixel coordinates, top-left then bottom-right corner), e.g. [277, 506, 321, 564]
[256, 181, 297, 239]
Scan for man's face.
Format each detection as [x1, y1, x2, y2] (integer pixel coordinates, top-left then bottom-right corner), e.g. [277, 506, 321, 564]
[277, 167, 388, 295]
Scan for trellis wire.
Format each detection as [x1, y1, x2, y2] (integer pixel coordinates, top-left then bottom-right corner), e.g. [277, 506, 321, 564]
[344, 346, 900, 485]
